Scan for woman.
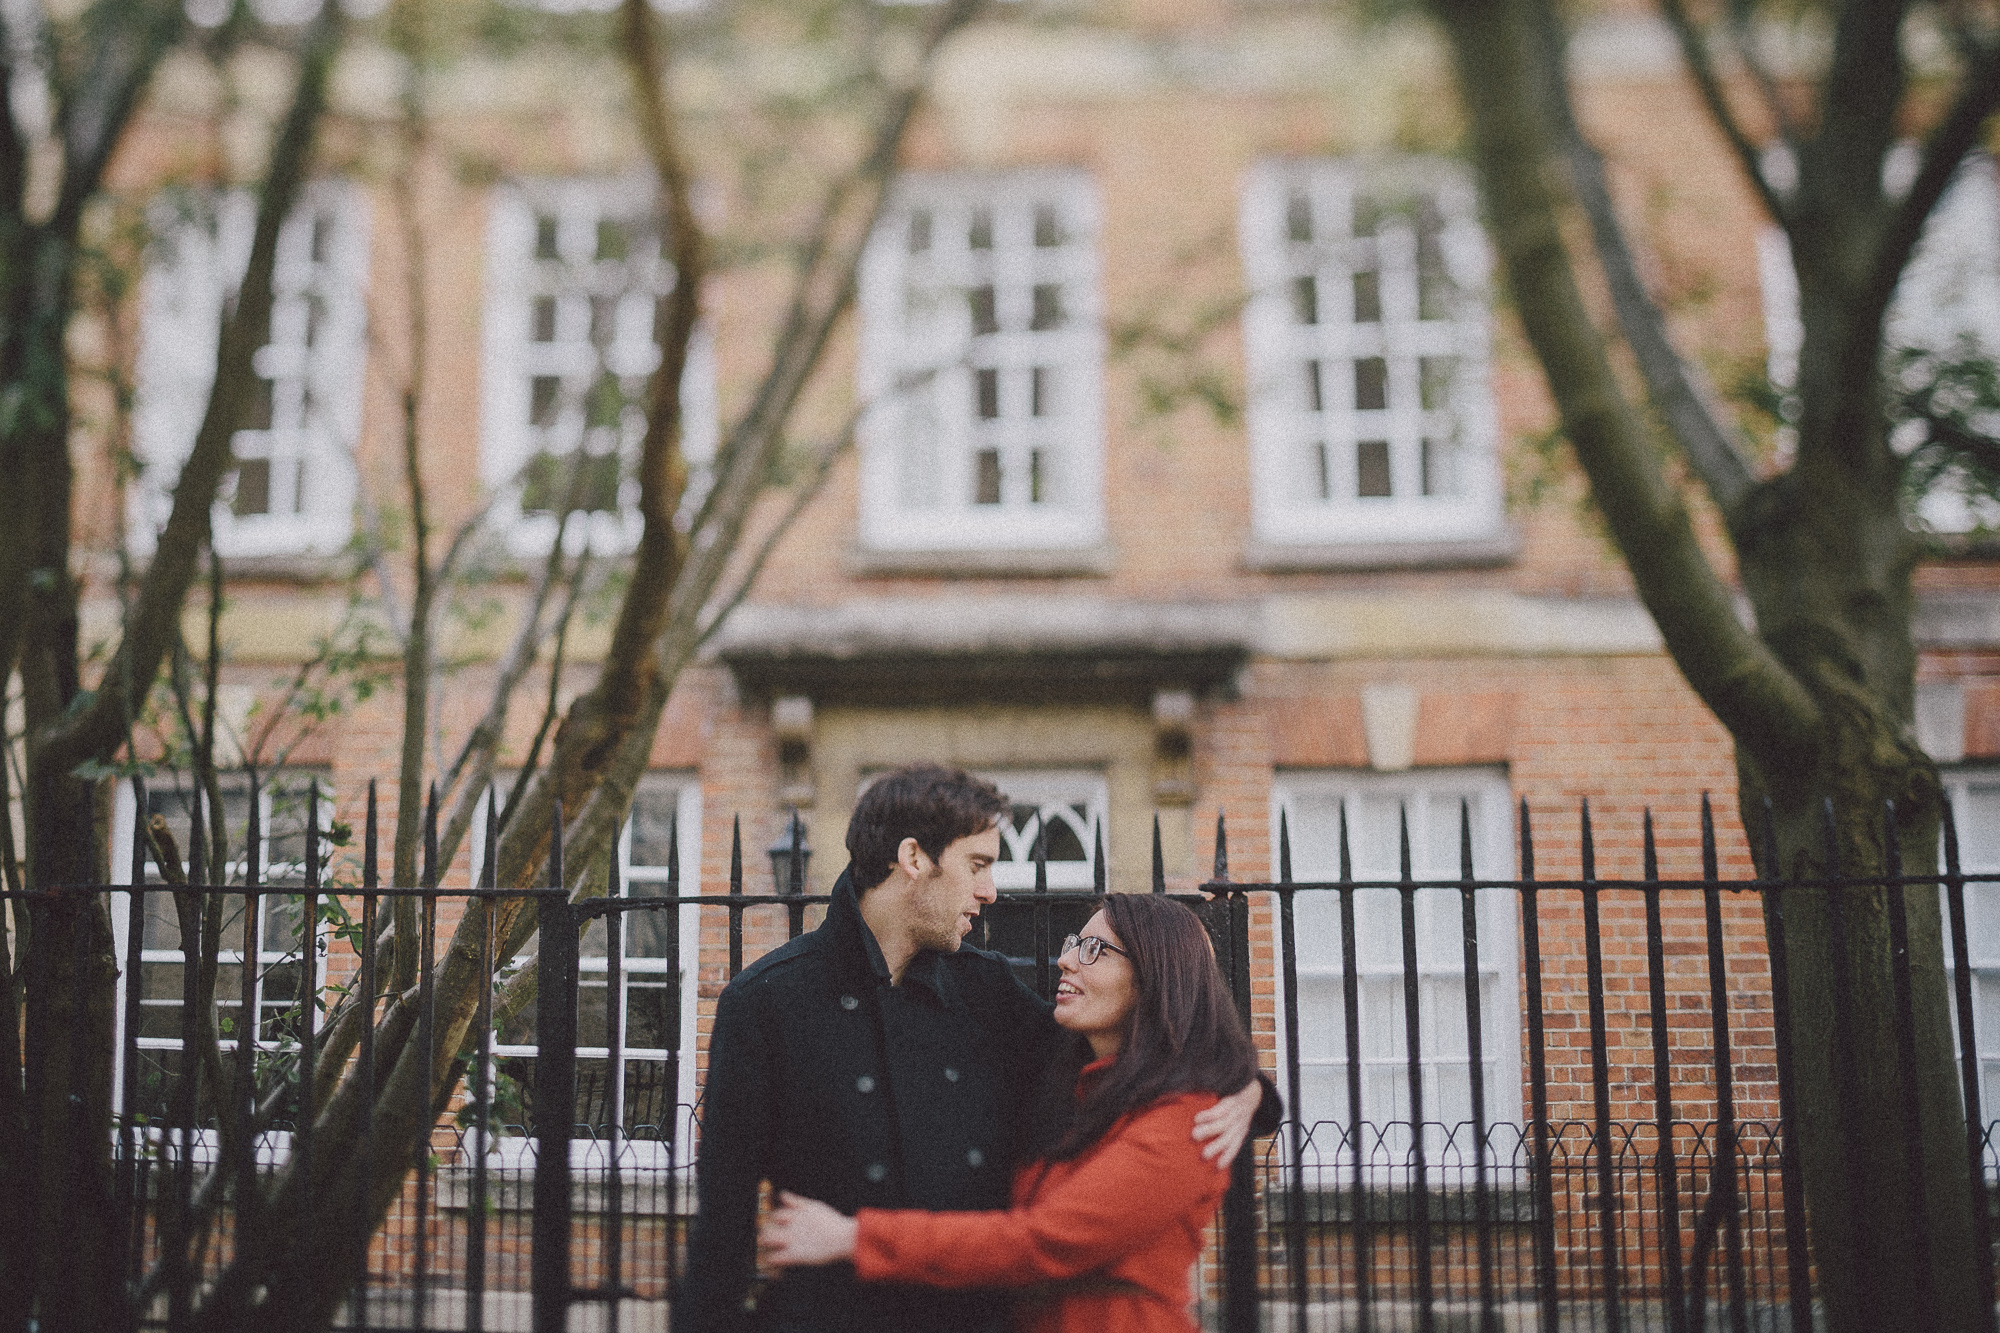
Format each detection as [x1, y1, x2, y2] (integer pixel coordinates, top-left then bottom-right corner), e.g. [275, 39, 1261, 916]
[758, 893, 1262, 1333]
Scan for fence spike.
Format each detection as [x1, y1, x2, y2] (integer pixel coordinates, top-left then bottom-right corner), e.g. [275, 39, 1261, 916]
[1701, 792, 1719, 882]
[1943, 790, 1963, 879]
[729, 815, 742, 895]
[788, 808, 805, 894]
[1034, 812, 1048, 893]
[1398, 803, 1412, 883]
[1641, 808, 1656, 882]
[423, 782, 439, 890]
[1459, 797, 1474, 882]
[609, 815, 623, 901]
[246, 768, 262, 889]
[1151, 814, 1165, 894]
[1518, 797, 1534, 881]
[188, 781, 206, 887]
[667, 809, 680, 895]
[1579, 798, 1595, 882]
[306, 779, 320, 890]
[551, 797, 565, 892]
[1278, 807, 1293, 884]
[1818, 797, 1841, 874]
[1882, 798, 1901, 876]
[1339, 801, 1353, 884]
[364, 780, 378, 890]
[130, 774, 148, 887]
[482, 787, 498, 890]
[1093, 819, 1106, 894]
[1212, 811, 1228, 883]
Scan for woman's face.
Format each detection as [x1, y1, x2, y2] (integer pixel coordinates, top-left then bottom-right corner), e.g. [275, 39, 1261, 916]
[1054, 908, 1138, 1059]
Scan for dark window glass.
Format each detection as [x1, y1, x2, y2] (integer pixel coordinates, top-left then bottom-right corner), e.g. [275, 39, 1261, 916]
[1030, 284, 1064, 331]
[968, 285, 998, 335]
[1030, 367, 1049, 417]
[303, 295, 325, 348]
[1029, 448, 1046, 504]
[1291, 275, 1318, 325]
[1422, 437, 1458, 496]
[969, 207, 994, 250]
[1417, 196, 1451, 320]
[530, 375, 562, 427]
[1353, 269, 1382, 323]
[626, 982, 676, 1049]
[534, 215, 560, 260]
[1357, 439, 1393, 497]
[1355, 357, 1388, 411]
[586, 373, 627, 431]
[629, 787, 679, 867]
[242, 377, 275, 431]
[1314, 441, 1332, 500]
[1353, 192, 1383, 238]
[975, 367, 1000, 419]
[531, 296, 558, 342]
[596, 219, 629, 262]
[1286, 190, 1313, 243]
[908, 209, 933, 254]
[310, 213, 333, 264]
[1304, 360, 1324, 413]
[232, 458, 272, 517]
[974, 448, 1002, 504]
[1033, 204, 1063, 248]
[520, 449, 620, 514]
[1420, 356, 1456, 411]
[590, 295, 619, 348]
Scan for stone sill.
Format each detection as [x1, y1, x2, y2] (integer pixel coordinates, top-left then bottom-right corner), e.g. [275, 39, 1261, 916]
[843, 542, 1117, 579]
[1243, 529, 1521, 573]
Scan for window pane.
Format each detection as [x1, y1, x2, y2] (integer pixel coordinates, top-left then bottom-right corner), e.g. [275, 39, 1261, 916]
[908, 209, 932, 254]
[534, 215, 560, 260]
[1314, 441, 1332, 500]
[1286, 190, 1313, 243]
[1291, 275, 1319, 325]
[1304, 360, 1324, 413]
[595, 219, 629, 262]
[1030, 284, 1064, 331]
[1355, 357, 1388, 411]
[1030, 367, 1050, 417]
[968, 207, 993, 250]
[242, 378, 275, 431]
[626, 982, 676, 1050]
[968, 285, 998, 335]
[1028, 449, 1047, 504]
[1422, 437, 1460, 497]
[1033, 204, 1063, 248]
[629, 788, 679, 868]
[1417, 196, 1452, 320]
[1420, 356, 1456, 410]
[975, 367, 1000, 420]
[624, 1059, 675, 1135]
[233, 458, 272, 517]
[529, 375, 562, 427]
[974, 449, 1003, 505]
[1357, 440, 1393, 498]
[531, 296, 557, 342]
[1353, 269, 1382, 323]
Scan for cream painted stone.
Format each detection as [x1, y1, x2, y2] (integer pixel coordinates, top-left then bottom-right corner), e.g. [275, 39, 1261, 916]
[1360, 682, 1419, 773]
[1259, 591, 1664, 660]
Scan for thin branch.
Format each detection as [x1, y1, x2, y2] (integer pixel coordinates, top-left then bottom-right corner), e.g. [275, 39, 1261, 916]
[50, 0, 184, 234]
[41, 0, 344, 777]
[1535, 0, 1758, 518]
[1657, 0, 1793, 228]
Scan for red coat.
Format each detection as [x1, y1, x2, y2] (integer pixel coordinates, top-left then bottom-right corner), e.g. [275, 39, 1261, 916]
[852, 1062, 1227, 1333]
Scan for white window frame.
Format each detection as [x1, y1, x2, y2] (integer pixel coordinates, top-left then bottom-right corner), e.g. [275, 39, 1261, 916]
[1758, 150, 2000, 529]
[980, 770, 1108, 893]
[474, 775, 702, 1172]
[110, 774, 331, 1122]
[856, 170, 1107, 553]
[480, 176, 718, 558]
[131, 181, 368, 559]
[1240, 159, 1503, 549]
[1270, 768, 1522, 1175]
[1940, 768, 2000, 1144]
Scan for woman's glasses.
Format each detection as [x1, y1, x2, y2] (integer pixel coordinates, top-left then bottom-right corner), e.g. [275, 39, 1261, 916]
[1059, 934, 1130, 966]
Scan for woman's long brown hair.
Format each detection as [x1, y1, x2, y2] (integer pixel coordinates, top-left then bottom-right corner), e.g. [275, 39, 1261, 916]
[1030, 894, 1259, 1162]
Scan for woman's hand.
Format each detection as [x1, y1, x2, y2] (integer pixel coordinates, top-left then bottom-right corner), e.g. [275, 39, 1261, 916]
[1191, 1078, 1262, 1167]
[759, 1191, 860, 1268]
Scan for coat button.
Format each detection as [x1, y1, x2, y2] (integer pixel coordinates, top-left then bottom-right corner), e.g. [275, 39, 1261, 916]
[943, 1067, 959, 1082]
[856, 1075, 876, 1094]
[840, 995, 859, 1011]
[967, 1149, 984, 1167]
[866, 1163, 887, 1183]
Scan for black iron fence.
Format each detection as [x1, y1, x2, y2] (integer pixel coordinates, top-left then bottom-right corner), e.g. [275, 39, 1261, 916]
[6, 782, 2000, 1332]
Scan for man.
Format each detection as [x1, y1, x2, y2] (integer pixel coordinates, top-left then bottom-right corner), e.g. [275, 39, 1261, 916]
[677, 765, 1271, 1333]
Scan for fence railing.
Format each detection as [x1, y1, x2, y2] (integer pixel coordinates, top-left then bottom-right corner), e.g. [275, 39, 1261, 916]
[5, 782, 1999, 1332]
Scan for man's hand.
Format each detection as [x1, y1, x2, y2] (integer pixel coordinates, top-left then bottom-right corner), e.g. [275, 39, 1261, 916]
[759, 1192, 860, 1268]
[1191, 1078, 1263, 1168]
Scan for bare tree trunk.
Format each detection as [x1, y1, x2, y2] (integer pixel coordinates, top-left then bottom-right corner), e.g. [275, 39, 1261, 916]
[1424, 0, 1984, 1324]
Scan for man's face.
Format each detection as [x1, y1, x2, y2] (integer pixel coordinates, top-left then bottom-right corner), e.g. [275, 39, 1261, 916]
[906, 825, 1000, 954]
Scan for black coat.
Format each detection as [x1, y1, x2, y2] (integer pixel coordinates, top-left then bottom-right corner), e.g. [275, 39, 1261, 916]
[676, 868, 1064, 1333]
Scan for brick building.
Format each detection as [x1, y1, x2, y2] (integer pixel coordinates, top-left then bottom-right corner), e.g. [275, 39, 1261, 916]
[70, 0, 2000, 1232]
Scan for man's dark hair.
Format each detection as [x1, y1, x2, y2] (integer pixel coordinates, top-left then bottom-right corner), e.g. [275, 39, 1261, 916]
[847, 764, 1009, 891]
[1029, 893, 1259, 1161]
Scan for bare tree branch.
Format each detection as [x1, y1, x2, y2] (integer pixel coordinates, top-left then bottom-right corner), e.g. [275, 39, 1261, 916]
[1536, 1, 1758, 518]
[40, 0, 344, 778]
[1657, 0, 1793, 227]
[50, 0, 185, 233]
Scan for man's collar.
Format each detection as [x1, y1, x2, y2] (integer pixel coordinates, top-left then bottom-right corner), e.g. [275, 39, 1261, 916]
[826, 866, 949, 1002]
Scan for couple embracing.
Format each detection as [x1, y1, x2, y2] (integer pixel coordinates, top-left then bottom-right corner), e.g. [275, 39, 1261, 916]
[678, 764, 1279, 1333]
